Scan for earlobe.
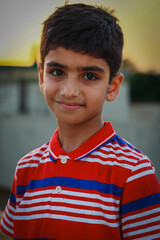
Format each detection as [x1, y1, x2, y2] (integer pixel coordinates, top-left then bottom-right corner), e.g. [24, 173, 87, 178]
[38, 63, 44, 94]
[106, 73, 124, 102]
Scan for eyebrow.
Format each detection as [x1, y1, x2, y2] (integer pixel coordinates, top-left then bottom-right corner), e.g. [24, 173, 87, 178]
[46, 61, 105, 74]
[46, 61, 68, 69]
[80, 66, 105, 74]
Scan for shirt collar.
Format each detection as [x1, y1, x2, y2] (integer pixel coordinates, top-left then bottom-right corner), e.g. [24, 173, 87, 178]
[49, 121, 117, 161]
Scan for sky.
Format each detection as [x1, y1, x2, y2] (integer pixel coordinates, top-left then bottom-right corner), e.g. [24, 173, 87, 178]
[0, 0, 160, 73]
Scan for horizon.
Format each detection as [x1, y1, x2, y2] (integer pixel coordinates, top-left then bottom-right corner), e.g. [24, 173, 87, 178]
[0, 0, 160, 74]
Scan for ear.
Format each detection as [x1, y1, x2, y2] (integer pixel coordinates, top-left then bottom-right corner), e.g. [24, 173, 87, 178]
[106, 73, 124, 102]
[38, 62, 44, 94]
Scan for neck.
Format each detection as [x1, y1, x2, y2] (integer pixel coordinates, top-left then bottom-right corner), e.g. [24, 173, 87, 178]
[58, 118, 104, 153]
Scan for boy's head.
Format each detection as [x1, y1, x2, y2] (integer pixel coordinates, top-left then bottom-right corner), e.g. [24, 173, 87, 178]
[40, 3, 124, 82]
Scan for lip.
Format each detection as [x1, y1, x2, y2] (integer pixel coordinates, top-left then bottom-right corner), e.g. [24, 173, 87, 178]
[56, 101, 84, 110]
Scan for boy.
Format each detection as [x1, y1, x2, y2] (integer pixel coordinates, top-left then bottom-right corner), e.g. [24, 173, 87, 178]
[1, 3, 160, 240]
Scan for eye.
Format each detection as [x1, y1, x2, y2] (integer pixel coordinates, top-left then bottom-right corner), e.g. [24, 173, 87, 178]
[84, 73, 98, 81]
[52, 69, 64, 77]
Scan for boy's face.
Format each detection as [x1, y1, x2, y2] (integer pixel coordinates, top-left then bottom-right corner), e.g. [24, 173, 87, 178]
[38, 47, 123, 126]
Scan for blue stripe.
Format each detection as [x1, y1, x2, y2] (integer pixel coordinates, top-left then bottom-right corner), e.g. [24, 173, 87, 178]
[77, 135, 118, 160]
[17, 184, 27, 195]
[49, 153, 56, 162]
[112, 136, 141, 153]
[121, 193, 160, 215]
[17, 176, 122, 197]
[10, 192, 16, 206]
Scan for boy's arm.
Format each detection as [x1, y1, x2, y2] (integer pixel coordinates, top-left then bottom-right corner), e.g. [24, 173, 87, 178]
[121, 156, 160, 239]
[0, 173, 17, 238]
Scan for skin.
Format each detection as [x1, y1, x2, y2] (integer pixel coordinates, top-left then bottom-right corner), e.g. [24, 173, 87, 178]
[38, 47, 123, 152]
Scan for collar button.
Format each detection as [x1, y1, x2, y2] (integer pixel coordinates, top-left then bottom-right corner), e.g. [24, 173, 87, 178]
[61, 157, 67, 164]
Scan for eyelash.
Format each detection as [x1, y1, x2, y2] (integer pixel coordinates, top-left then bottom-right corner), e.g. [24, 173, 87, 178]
[49, 69, 99, 81]
[50, 69, 64, 77]
[84, 73, 98, 81]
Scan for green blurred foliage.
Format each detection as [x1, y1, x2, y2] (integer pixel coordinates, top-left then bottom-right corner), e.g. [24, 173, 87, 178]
[128, 73, 160, 103]
[121, 59, 160, 103]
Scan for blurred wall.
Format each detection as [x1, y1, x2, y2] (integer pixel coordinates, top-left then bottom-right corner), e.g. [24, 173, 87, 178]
[0, 73, 160, 189]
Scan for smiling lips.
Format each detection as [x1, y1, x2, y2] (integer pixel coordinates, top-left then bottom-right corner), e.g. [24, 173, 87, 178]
[57, 101, 84, 110]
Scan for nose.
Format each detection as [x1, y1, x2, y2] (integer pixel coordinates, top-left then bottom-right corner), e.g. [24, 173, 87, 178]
[60, 76, 80, 98]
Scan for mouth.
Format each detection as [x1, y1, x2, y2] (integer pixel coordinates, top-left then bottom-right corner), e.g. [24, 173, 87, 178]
[56, 101, 85, 110]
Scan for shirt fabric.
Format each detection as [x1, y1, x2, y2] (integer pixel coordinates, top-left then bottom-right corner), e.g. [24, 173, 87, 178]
[1, 121, 160, 240]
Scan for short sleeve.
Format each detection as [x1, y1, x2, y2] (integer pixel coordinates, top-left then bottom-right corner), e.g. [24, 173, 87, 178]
[120, 156, 160, 239]
[0, 170, 17, 237]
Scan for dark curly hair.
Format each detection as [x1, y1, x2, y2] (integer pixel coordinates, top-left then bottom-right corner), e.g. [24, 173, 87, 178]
[40, 3, 124, 82]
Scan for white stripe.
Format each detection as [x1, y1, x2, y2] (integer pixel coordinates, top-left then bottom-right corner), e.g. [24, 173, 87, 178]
[20, 148, 49, 161]
[17, 163, 39, 169]
[1, 218, 13, 234]
[14, 213, 120, 227]
[3, 212, 13, 227]
[20, 197, 119, 212]
[122, 207, 160, 223]
[18, 153, 50, 166]
[8, 204, 16, 213]
[99, 146, 140, 159]
[82, 157, 134, 170]
[19, 157, 41, 164]
[122, 216, 160, 230]
[17, 205, 119, 220]
[132, 162, 153, 172]
[89, 151, 138, 163]
[127, 170, 155, 182]
[24, 189, 53, 197]
[21, 146, 48, 158]
[108, 143, 132, 151]
[40, 158, 52, 164]
[135, 233, 160, 240]
[62, 190, 120, 204]
[109, 142, 144, 158]
[18, 157, 51, 169]
[139, 155, 150, 161]
[16, 197, 23, 204]
[123, 224, 160, 238]
[23, 189, 120, 205]
[49, 147, 58, 159]
[5, 206, 14, 220]
[20, 196, 51, 204]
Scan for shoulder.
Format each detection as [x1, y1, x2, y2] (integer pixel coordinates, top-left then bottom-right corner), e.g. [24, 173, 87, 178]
[99, 134, 147, 169]
[109, 135, 157, 181]
[97, 134, 156, 182]
[16, 142, 50, 174]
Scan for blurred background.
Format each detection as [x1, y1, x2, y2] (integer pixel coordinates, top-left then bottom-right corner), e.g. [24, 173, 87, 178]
[0, 1, 160, 235]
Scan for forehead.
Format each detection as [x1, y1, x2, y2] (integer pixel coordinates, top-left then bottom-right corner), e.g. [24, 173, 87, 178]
[44, 47, 110, 72]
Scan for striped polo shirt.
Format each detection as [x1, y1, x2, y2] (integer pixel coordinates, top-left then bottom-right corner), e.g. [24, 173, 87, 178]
[1, 121, 160, 240]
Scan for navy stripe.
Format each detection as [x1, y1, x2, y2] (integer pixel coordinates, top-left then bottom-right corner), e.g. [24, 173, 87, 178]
[49, 153, 56, 162]
[17, 176, 122, 197]
[112, 136, 141, 153]
[10, 192, 16, 206]
[78, 134, 118, 160]
[121, 193, 160, 215]
[17, 184, 27, 195]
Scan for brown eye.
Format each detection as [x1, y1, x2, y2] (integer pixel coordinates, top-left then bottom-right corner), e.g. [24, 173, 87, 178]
[52, 69, 64, 76]
[84, 73, 97, 80]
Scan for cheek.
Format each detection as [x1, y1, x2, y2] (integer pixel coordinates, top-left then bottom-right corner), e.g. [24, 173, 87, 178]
[88, 90, 107, 108]
[44, 80, 58, 97]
